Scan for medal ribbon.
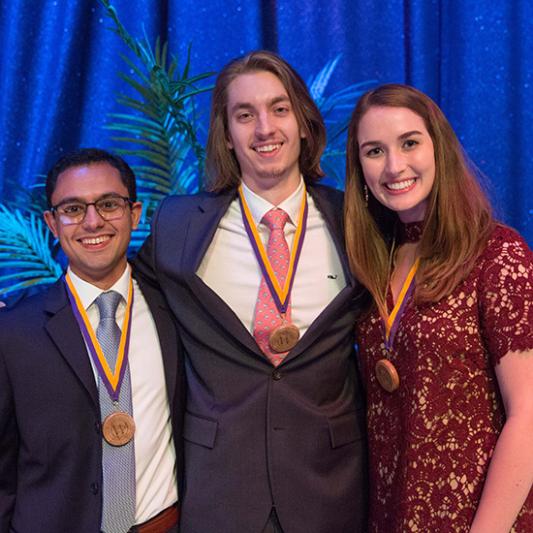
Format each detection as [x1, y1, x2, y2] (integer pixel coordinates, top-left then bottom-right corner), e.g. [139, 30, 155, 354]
[384, 258, 420, 351]
[64, 272, 134, 402]
[238, 184, 308, 314]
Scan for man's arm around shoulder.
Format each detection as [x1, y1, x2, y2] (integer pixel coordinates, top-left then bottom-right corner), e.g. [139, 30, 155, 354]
[134, 193, 200, 286]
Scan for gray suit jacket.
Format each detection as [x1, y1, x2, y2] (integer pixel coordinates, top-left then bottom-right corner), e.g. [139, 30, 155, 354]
[136, 183, 368, 533]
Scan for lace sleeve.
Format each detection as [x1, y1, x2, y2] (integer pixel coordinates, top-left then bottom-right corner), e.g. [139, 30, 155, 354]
[479, 226, 533, 365]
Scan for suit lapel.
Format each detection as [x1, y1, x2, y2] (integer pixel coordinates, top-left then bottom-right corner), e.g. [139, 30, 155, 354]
[181, 191, 235, 273]
[281, 284, 354, 363]
[189, 276, 264, 356]
[281, 184, 356, 363]
[44, 280, 99, 407]
[181, 191, 265, 358]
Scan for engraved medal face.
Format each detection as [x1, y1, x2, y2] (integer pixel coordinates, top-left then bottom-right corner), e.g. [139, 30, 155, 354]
[375, 359, 400, 392]
[102, 411, 136, 446]
[269, 324, 300, 353]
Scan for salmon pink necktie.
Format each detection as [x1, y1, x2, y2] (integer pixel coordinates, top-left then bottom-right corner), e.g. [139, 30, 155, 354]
[253, 208, 292, 366]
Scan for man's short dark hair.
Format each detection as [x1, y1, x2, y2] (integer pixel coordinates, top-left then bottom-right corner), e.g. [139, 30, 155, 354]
[45, 148, 137, 206]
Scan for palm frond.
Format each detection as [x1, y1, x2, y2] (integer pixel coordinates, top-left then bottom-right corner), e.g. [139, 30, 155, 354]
[98, 0, 215, 203]
[308, 56, 342, 102]
[307, 56, 376, 189]
[308, 55, 375, 116]
[0, 205, 62, 296]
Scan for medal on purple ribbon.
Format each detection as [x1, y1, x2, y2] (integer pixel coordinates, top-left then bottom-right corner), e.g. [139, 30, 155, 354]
[64, 272, 135, 445]
[238, 185, 308, 353]
[102, 411, 136, 447]
[377, 258, 420, 392]
[269, 322, 300, 352]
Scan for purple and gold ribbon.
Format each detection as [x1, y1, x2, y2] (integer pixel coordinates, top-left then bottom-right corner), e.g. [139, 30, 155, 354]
[238, 185, 308, 314]
[64, 272, 134, 402]
[384, 258, 420, 351]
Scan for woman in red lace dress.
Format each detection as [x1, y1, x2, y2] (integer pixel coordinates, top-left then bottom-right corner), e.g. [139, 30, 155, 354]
[344, 84, 533, 532]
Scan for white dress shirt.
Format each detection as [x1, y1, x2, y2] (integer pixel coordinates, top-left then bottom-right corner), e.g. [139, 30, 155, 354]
[68, 265, 177, 523]
[196, 178, 346, 337]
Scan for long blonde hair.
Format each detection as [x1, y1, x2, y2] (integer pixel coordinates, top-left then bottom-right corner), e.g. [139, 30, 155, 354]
[345, 84, 494, 318]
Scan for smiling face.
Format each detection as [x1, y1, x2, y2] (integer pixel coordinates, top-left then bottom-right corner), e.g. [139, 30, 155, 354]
[357, 105, 436, 223]
[226, 70, 304, 199]
[44, 162, 142, 289]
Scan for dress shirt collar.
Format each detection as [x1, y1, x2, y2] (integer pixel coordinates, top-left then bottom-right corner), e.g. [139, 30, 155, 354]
[241, 177, 304, 227]
[67, 264, 131, 310]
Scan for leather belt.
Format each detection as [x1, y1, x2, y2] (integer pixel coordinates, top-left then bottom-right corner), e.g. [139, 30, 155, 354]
[129, 503, 179, 533]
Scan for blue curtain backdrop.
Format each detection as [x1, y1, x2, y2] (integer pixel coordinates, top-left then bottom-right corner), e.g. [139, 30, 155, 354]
[0, 0, 531, 244]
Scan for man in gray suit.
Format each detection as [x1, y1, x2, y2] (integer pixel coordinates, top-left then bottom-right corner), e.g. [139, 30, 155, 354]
[137, 50, 367, 533]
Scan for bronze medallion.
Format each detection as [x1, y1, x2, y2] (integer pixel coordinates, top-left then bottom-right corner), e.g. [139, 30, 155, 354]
[375, 358, 400, 392]
[102, 411, 136, 446]
[269, 323, 300, 353]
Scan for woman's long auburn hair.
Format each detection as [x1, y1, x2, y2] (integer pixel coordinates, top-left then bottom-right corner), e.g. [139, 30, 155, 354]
[345, 84, 494, 319]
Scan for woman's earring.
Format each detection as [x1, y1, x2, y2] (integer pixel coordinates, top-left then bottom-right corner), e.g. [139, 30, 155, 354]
[363, 184, 369, 207]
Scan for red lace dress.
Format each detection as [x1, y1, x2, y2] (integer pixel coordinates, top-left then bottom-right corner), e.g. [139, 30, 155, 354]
[356, 225, 533, 532]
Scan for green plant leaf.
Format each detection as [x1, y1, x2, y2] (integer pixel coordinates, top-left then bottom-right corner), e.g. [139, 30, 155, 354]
[0, 205, 62, 295]
[98, 0, 214, 205]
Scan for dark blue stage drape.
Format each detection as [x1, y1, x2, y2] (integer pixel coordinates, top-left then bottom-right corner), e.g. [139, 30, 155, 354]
[0, 0, 531, 244]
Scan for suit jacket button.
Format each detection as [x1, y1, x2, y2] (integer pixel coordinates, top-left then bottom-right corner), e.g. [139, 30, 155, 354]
[90, 482, 99, 495]
[94, 421, 101, 434]
[272, 370, 282, 381]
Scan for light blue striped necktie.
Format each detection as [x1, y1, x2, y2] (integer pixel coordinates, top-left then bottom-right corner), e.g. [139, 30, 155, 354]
[96, 291, 136, 533]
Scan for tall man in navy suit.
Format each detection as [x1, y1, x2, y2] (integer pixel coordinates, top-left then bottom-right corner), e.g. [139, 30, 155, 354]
[137, 51, 368, 533]
[0, 149, 184, 533]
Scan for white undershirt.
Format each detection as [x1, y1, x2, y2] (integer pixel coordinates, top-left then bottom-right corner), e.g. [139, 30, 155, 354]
[196, 179, 346, 336]
[68, 265, 177, 523]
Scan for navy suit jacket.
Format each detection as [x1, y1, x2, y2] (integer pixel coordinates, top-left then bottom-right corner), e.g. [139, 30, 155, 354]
[0, 275, 185, 533]
[136, 183, 368, 533]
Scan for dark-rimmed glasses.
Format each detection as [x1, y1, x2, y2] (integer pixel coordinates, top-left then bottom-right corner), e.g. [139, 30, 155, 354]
[50, 195, 133, 225]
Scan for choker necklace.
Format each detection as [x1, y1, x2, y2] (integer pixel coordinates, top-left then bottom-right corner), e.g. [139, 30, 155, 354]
[398, 221, 424, 244]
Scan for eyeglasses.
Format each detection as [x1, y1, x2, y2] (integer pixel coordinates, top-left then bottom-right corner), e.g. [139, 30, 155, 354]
[50, 195, 133, 225]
